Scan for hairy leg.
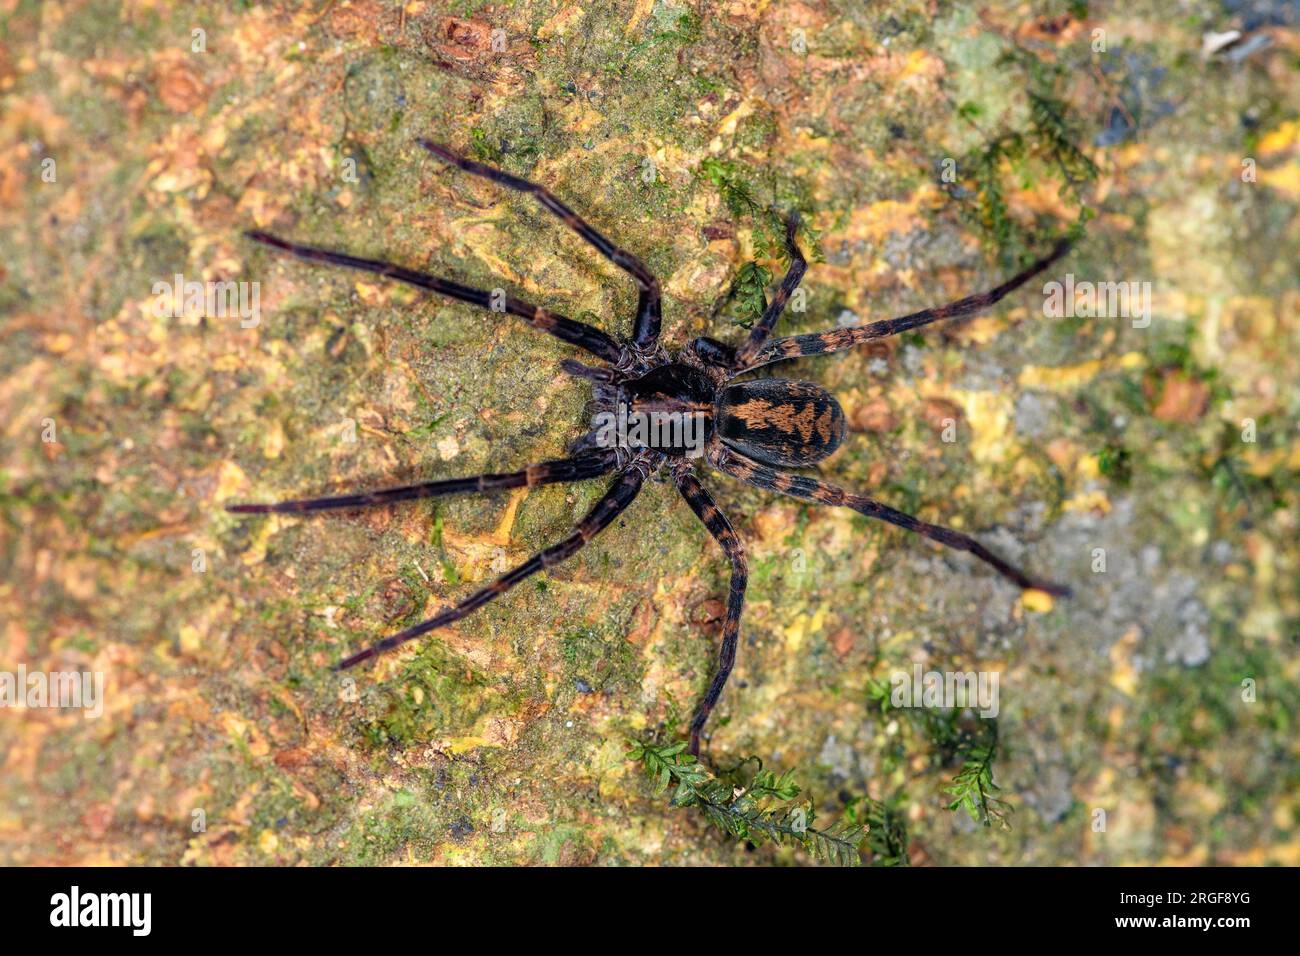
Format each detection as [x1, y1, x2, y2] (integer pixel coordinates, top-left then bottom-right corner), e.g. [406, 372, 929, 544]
[336, 457, 651, 669]
[246, 230, 623, 363]
[730, 212, 807, 370]
[710, 441, 1070, 596]
[738, 238, 1073, 372]
[225, 450, 619, 515]
[675, 467, 749, 755]
[419, 140, 663, 350]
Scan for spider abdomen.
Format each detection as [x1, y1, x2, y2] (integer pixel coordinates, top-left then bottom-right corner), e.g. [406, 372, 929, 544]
[716, 379, 845, 468]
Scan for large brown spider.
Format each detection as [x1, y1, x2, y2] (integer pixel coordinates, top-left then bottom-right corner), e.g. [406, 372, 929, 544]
[229, 140, 1072, 754]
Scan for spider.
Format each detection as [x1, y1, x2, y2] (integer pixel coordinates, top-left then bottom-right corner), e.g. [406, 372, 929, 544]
[229, 140, 1073, 755]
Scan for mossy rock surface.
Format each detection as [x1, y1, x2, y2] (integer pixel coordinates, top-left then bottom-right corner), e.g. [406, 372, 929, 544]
[1, 0, 1297, 865]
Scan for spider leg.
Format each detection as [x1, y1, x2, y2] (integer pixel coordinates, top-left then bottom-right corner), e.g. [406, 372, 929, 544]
[419, 140, 663, 350]
[245, 230, 623, 364]
[737, 238, 1073, 373]
[559, 358, 617, 384]
[709, 440, 1070, 596]
[225, 449, 619, 515]
[730, 212, 807, 370]
[335, 457, 650, 669]
[674, 467, 748, 756]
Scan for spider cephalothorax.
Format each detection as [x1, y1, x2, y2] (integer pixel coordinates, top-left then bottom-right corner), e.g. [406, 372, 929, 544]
[230, 140, 1073, 753]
